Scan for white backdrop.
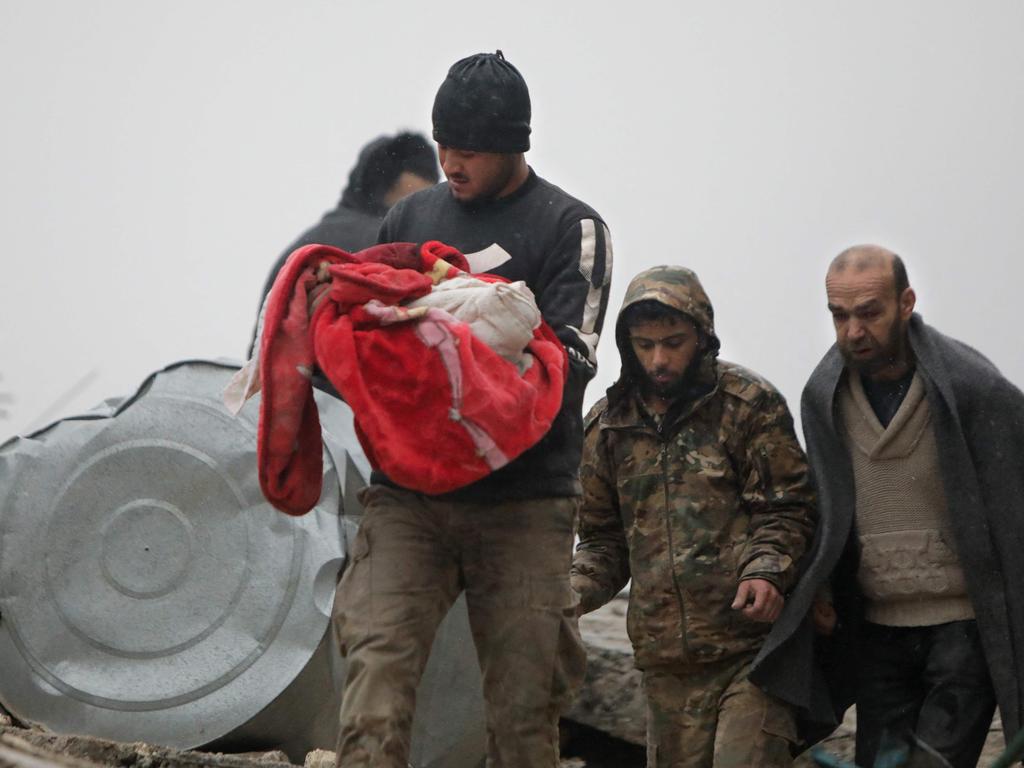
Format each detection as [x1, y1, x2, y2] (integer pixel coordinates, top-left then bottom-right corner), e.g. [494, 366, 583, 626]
[1, 1, 1022, 441]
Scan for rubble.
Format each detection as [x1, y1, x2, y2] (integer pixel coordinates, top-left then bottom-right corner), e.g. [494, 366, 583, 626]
[0, 724, 293, 768]
[300, 750, 334, 768]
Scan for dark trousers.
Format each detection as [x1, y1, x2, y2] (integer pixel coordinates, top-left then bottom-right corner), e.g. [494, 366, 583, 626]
[855, 620, 996, 768]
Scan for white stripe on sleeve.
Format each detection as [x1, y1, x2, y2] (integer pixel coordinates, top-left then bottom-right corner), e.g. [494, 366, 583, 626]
[569, 219, 611, 365]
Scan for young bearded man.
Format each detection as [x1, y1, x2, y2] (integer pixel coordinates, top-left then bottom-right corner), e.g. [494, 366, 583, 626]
[571, 266, 816, 767]
[331, 51, 613, 768]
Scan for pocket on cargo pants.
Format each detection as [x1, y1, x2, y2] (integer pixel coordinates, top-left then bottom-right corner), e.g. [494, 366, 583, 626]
[715, 659, 796, 768]
[471, 572, 585, 708]
[333, 514, 372, 658]
[333, 486, 456, 656]
[537, 576, 587, 712]
[464, 497, 585, 765]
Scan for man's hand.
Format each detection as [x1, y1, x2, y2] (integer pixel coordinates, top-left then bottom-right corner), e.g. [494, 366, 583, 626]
[731, 578, 784, 623]
[308, 282, 331, 318]
[570, 577, 598, 618]
[811, 598, 837, 636]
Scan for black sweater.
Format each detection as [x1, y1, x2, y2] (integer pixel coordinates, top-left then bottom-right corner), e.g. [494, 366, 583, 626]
[377, 169, 613, 501]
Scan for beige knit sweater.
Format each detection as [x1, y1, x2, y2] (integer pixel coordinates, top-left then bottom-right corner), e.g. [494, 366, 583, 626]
[839, 371, 974, 627]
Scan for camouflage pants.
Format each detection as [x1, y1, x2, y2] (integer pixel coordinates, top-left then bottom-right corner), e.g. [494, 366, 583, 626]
[332, 485, 586, 768]
[643, 653, 796, 768]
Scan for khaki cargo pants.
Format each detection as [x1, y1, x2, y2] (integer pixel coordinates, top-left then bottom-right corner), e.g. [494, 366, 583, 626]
[643, 653, 797, 768]
[333, 485, 585, 768]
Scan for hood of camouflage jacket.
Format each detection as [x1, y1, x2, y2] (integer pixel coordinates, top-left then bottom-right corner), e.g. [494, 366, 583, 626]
[610, 265, 722, 405]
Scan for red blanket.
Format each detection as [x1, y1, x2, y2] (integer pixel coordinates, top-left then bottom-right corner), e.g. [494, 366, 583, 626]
[258, 241, 566, 515]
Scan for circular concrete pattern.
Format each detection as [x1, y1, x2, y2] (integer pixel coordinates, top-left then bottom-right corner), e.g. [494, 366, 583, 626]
[0, 361, 345, 747]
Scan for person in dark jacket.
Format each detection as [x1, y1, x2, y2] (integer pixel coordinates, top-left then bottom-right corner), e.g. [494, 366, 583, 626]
[247, 132, 438, 355]
[331, 51, 613, 768]
[791, 245, 1024, 768]
[572, 266, 816, 767]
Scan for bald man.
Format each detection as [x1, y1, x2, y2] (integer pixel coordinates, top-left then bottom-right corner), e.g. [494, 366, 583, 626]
[795, 246, 1024, 766]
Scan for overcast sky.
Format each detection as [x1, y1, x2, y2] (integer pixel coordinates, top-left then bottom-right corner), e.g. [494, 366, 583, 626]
[1, 1, 1022, 442]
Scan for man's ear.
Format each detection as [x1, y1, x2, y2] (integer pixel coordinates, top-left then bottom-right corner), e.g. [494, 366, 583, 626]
[899, 287, 916, 320]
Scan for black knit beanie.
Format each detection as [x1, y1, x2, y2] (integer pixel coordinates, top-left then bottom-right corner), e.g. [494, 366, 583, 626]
[432, 50, 531, 153]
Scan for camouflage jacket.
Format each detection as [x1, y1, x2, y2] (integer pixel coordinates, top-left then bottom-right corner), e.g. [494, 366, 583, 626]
[571, 361, 817, 669]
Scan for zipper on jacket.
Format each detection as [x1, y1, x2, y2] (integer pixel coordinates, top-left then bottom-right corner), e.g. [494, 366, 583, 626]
[660, 438, 690, 663]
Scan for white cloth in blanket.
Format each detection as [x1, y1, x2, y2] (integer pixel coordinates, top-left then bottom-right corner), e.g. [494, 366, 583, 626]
[406, 276, 541, 374]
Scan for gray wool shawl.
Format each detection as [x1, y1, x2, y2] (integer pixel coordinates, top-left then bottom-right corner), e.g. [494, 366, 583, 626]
[749, 313, 1024, 745]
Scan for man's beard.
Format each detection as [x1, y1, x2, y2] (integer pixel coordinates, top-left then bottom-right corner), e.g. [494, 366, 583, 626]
[450, 161, 516, 208]
[641, 357, 704, 402]
[643, 376, 681, 401]
[841, 318, 908, 376]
